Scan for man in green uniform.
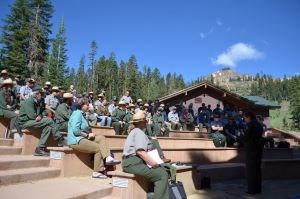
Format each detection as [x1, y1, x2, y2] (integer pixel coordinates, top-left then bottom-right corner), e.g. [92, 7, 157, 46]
[18, 85, 65, 156]
[55, 93, 73, 131]
[111, 100, 126, 135]
[123, 103, 135, 135]
[152, 107, 169, 137]
[0, 79, 21, 136]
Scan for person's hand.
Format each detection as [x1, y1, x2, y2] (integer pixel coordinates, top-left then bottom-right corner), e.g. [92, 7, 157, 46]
[35, 115, 42, 122]
[151, 162, 159, 168]
[88, 133, 95, 139]
[161, 128, 165, 132]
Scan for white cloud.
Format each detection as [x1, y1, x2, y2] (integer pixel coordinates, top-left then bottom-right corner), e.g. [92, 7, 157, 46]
[212, 42, 263, 67]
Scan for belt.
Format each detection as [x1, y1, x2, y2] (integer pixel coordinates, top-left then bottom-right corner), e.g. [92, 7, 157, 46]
[122, 155, 136, 160]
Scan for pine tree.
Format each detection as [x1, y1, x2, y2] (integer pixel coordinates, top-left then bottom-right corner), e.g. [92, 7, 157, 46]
[126, 55, 140, 100]
[0, 0, 31, 77]
[47, 18, 67, 86]
[94, 55, 107, 93]
[27, 0, 53, 81]
[88, 40, 97, 91]
[289, 76, 300, 130]
[118, 60, 127, 96]
[106, 52, 118, 99]
[75, 55, 87, 94]
[64, 66, 75, 89]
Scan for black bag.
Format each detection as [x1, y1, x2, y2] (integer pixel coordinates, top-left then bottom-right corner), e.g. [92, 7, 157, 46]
[169, 181, 187, 199]
[277, 141, 290, 148]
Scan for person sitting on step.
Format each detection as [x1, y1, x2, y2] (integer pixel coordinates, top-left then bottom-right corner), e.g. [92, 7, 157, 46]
[180, 107, 195, 131]
[210, 114, 227, 147]
[123, 103, 135, 135]
[168, 106, 181, 130]
[122, 111, 170, 199]
[95, 99, 112, 127]
[111, 100, 127, 135]
[68, 97, 120, 179]
[152, 107, 169, 137]
[18, 85, 65, 156]
[55, 93, 73, 132]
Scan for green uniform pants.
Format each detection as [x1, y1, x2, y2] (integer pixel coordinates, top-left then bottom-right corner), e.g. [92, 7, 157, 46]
[70, 135, 110, 172]
[57, 121, 68, 132]
[182, 123, 195, 131]
[171, 122, 181, 130]
[0, 109, 18, 130]
[21, 118, 62, 148]
[122, 156, 169, 199]
[153, 124, 169, 137]
[112, 122, 125, 135]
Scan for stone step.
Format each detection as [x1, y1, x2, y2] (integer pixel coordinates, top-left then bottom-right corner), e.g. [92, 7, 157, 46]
[0, 138, 13, 146]
[0, 155, 50, 171]
[0, 146, 22, 155]
[0, 167, 61, 185]
[0, 177, 113, 199]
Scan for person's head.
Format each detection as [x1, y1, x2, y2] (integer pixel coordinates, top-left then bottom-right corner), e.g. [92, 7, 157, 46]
[128, 103, 135, 112]
[208, 104, 211, 109]
[170, 106, 177, 113]
[137, 98, 143, 105]
[157, 107, 163, 114]
[77, 97, 89, 112]
[202, 103, 206, 108]
[131, 111, 147, 129]
[1, 70, 8, 78]
[213, 114, 221, 121]
[88, 91, 93, 97]
[44, 81, 51, 89]
[97, 93, 104, 101]
[51, 86, 59, 95]
[118, 100, 126, 110]
[228, 116, 235, 124]
[32, 85, 45, 101]
[160, 104, 165, 110]
[188, 103, 193, 109]
[112, 98, 117, 105]
[26, 78, 35, 88]
[1, 78, 13, 91]
[143, 103, 149, 111]
[70, 85, 74, 90]
[102, 99, 108, 106]
[125, 90, 130, 96]
[217, 104, 220, 108]
[63, 93, 73, 105]
[243, 110, 256, 123]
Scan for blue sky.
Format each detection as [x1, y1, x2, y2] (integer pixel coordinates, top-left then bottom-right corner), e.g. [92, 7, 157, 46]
[1, 0, 299, 81]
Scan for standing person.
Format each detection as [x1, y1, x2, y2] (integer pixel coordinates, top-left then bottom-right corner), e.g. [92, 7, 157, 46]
[168, 106, 181, 130]
[68, 97, 120, 179]
[120, 90, 133, 104]
[243, 111, 264, 195]
[55, 93, 73, 131]
[18, 86, 65, 156]
[122, 111, 169, 199]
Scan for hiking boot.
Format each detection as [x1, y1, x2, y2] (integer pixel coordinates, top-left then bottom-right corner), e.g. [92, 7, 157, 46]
[57, 137, 66, 147]
[34, 147, 49, 156]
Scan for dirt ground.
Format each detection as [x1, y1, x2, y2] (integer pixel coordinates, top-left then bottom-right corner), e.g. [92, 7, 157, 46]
[188, 179, 300, 199]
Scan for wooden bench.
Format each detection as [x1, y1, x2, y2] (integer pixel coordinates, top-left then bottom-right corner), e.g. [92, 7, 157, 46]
[91, 126, 115, 136]
[169, 130, 210, 138]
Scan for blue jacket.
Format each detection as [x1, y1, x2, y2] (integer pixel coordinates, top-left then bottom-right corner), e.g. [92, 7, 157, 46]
[67, 110, 89, 145]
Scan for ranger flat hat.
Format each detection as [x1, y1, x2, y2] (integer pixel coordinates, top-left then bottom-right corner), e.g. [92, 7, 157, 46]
[28, 78, 35, 83]
[143, 103, 149, 107]
[45, 81, 51, 85]
[52, 86, 59, 91]
[137, 99, 143, 103]
[128, 103, 135, 108]
[130, 111, 146, 123]
[98, 93, 104, 97]
[160, 104, 165, 107]
[63, 93, 73, 98]
[170, 106, 177, 110]
[2, 78, 13, 85]
[89, 91, 94, 94]
[118, 100, 126, 105]
[1, 70, 7, 74]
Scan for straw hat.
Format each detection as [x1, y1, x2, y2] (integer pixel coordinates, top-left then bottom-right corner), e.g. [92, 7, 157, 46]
[130, 111, 146, 124]
[1, 70, 7, 74]
[98, 93, 104, 97]
[2, 78, 13, 85]
[137, 99, 143, 103]
[89, 91, 94, 95]
[63, 93, 73, 98]
[45, 81, 51, 86]
[52, 86, 59, 91]
[143, 103, 149, 107]
[118, 100, 126, 105]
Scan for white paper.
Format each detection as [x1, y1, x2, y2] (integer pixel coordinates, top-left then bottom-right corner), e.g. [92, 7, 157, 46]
[147, 149, 164, 168]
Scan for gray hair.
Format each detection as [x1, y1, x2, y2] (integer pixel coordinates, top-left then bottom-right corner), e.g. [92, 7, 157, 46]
[77, 97, 89, 109]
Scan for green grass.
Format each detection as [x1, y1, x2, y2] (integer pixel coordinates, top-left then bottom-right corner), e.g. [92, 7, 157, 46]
[269, 108, 292, 130]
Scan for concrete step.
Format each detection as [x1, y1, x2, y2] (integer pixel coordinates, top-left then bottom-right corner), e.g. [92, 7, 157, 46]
[0, 177, 113, 199]
[0, 167, 61, 185]
[0, 155, 50, 171]
[0, 146, 22, 155]
[0, 138, 13, 146]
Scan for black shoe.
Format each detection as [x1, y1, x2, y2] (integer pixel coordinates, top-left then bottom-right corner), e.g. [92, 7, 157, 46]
[15, 123, 22, 134]
[57, 137, 66, 147]
[34, 147, 50, 156]
[245, 191, 256, 195]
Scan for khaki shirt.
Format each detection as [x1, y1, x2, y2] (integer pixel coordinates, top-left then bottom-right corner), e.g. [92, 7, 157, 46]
[123, 128, 153, 157]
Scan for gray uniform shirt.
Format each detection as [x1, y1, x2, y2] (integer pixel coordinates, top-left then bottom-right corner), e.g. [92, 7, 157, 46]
[45, 94, 59, 109]
[20, 85, 32, 100]
[123, 128, 153, 157]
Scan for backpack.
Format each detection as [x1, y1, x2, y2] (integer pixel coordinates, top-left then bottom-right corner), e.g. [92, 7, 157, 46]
[211, 132, 226, 147]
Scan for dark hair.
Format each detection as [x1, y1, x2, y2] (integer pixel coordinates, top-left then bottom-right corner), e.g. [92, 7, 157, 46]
[243, 110, 256, 120]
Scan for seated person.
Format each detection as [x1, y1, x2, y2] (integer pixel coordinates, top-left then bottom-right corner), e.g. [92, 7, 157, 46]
[111, 100, 127, 135]
[55, 93, 73, 131]
[68, 97, 120, 179]
[224, 116, 242, 147]
[152, 107, 169, 136]
[44, 86, 60, 119]
[18, 85, 64, 156]
[197, 106, 210, 133]
[0, 79, 21, 135]
[95, 99, 112, 127]
[210, 114, 226, 147]
[122, 111, 170, 199]
[168, 106, 181, 130]
[124, 103, 135, 134]
[180, 108, 195, 131]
